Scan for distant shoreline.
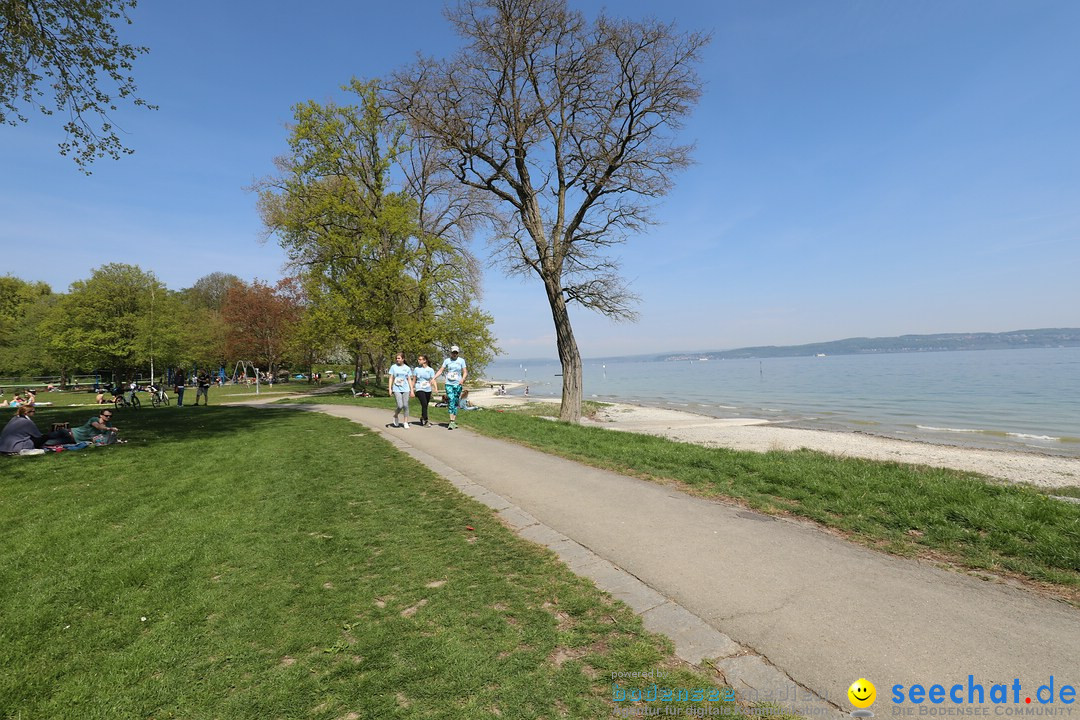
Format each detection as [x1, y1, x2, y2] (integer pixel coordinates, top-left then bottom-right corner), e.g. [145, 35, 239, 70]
[663, 327, 1080, 361]
[491, 330, 1080, 364]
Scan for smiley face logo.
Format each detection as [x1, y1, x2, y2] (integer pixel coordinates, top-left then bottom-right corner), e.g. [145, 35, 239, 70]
[848, 678, 877, 709]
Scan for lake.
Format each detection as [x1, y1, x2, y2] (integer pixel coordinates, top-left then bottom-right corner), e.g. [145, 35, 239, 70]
[485, 347, 1080, 457]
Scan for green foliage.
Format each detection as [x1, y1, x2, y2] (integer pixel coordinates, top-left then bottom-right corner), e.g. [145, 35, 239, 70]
[0, 0, 157, 172]
[38, 263, 168, 379]
[0, 276, 53, 373]
[429, 295, 498, 372]
[0, 275, 50, 338]
[141, 289, 204, 372]
[185, 272, 242, 311]
[257, 78, 498, 380]
[175, 304, 227, 370]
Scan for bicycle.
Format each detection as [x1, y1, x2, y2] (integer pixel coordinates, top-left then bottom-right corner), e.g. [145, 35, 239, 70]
[112, 386, 141, 410]
[148, 384, 170, 407]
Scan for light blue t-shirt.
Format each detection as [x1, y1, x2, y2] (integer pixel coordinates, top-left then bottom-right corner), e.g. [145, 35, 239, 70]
[441, 357, 467, 387]
[413, 366, 436, 392]
[388, 364, 413, 393]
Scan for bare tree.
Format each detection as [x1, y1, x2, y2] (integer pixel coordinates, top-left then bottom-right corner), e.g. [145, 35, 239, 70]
[399, 130, 488, 326]
[390, 0, 708, 421]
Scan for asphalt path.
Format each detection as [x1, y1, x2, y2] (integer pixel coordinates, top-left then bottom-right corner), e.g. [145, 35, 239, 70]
[260, 401, 1080, 714]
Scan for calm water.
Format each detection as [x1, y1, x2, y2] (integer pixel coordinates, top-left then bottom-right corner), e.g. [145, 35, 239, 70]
[486, 347, 1080, 457]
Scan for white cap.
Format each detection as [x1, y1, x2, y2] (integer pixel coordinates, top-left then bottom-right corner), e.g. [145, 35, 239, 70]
[450, 345, 460, 353]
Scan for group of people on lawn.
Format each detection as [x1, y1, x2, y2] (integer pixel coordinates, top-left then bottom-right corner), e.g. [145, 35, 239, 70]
[0, 405, 124, 455]
[387, 346, 472, 430]
[90, 372, 213, 407]
[4, 388, 40, 408]
[3, 347, 474, 454]
[171, 372, 213, 407]
[2, 370, 219, 454]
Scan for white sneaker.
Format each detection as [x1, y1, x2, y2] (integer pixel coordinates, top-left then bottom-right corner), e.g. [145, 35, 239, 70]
[402, 422, 410, 429]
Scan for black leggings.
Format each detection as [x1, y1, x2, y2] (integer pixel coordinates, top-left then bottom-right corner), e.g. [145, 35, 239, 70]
[415, 390, 432, 422]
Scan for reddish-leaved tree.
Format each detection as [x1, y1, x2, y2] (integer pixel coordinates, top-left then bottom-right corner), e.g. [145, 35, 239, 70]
[222, 279, 300, 375]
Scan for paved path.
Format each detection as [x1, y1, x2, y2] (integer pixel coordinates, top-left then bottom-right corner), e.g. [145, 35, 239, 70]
[263, 402, 1080, 716]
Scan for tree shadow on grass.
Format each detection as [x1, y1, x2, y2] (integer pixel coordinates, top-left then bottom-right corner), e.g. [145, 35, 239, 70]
[7, 403, 325, 455]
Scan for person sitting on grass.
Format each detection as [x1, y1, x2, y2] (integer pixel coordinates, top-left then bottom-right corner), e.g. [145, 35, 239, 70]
[71, 409, 125, 445]
[458, 388, 481, 411]
[45, 422, 76, 446]
[0, 405, 44, 454]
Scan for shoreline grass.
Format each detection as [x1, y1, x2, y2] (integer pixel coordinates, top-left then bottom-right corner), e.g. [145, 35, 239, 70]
[1, 405, 740, 719]
[281, 391, 1080, 599]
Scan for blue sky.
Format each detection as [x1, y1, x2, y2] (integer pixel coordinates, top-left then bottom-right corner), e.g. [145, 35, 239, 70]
[2, 0, 1078, 359]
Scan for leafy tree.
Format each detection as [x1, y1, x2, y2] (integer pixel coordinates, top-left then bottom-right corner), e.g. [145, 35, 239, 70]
[39, 263, 165, 382]
[167, 273, 242, 376]
[178, 304, 228, 373]
[140, 288, 200, 379]
[186, 272, 242, 311]
[390, 0, 707, 421]
[256, 79, 497, 383]
[0, 275, 51, 362]
[275, 275, 334, 382]
[1, 0, 157, 172]
[0, 276, 55, 375]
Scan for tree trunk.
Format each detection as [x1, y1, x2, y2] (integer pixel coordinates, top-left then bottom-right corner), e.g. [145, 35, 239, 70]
[353, 349, 364, 390]
[543, 279, 583, 423]
[367, 352, 384, 385]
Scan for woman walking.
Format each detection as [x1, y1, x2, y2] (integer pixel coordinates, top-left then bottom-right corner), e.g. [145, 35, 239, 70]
[413, 355, 438, 427]
[387, 353, 414, 428]
[433, 345, 467, 430]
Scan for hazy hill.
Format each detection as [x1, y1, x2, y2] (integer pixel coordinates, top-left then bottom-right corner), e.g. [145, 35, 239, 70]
[659, 328, 1080, 361]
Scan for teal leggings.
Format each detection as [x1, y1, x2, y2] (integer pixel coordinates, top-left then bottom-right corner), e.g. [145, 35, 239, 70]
[446, 385, 462, 415]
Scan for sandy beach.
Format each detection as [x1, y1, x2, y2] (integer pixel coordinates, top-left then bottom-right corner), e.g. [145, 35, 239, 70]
[470, 384, 1080, 490]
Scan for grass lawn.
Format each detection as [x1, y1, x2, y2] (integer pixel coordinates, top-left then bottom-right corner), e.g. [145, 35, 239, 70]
[281, 391, 1080, 599]
[1, 405, 739, 719]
